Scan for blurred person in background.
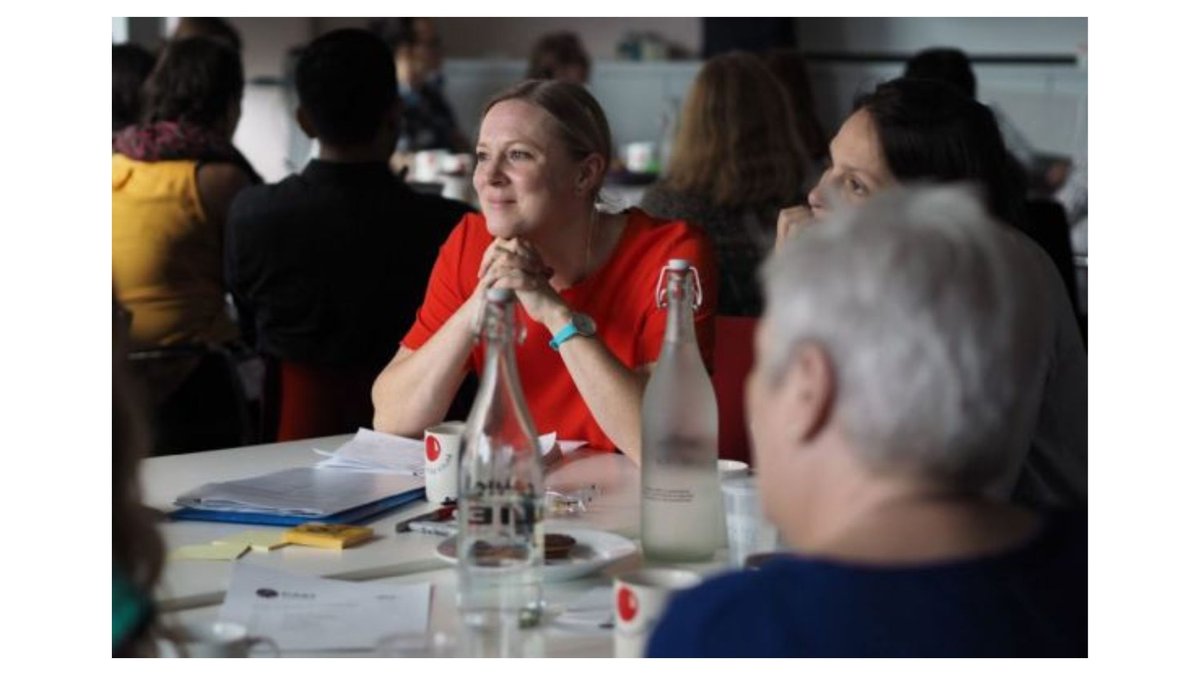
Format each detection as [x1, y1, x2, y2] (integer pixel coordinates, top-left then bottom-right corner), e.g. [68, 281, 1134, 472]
[112, 37, 260, 416]
[388, 17, 469, 154]
[372, 80, 716, 463]
[761, 48, 827, 165]
[903, 46, 1073, 198]
[172, 16, 242, 53]
[226, 28, 474, 439]
[648, 187, 1085, 657]
[526, 31, 591, 84]
[112, 303, 166, 656]
[113, 43, 157, 132]
[776, 78, 1086, 510]
[641, 52, 810, 316]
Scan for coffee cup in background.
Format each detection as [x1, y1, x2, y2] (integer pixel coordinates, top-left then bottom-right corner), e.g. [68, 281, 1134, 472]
[612, 567, 700, 657]
[623, 141, 657, 174]
[424, 421, 465, 504]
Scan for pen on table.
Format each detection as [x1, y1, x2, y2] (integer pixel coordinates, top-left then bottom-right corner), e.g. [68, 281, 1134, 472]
[395, 502, 456, 534]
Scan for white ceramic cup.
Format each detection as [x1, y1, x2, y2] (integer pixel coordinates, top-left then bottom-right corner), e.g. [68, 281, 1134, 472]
[715, 460, 751, 548]
[612, 567, 701, 657]
[411, 149, 447, 183]
[424, 421, 465, 504]
[156, 621, 278, 657]
[623, 141, 657, 173]
[721, 477, 780, 568]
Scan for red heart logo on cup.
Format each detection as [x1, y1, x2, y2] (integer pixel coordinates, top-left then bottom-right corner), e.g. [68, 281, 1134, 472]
[425, 435, 441, 462]
[617, 586, 638, 622]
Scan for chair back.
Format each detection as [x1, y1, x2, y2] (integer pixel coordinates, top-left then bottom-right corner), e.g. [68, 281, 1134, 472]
[127, 344, 254, 454]
[713, 315, 757, 465]
[273, 361, 377, 442]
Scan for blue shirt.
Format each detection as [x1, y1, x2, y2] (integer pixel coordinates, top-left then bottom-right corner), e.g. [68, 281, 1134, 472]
[647, 513, 1086, 657]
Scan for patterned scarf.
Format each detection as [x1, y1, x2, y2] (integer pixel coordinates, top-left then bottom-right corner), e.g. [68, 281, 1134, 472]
[113, 120, 262, 184]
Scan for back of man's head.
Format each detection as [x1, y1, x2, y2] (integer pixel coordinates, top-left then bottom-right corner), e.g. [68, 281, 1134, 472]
[761, 185, 1049, 492]
[297, 28, 398, 147]
[904, 47, 977, 100]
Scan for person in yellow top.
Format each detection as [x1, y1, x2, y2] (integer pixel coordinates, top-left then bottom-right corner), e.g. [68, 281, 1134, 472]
[112, 36, 259, 401]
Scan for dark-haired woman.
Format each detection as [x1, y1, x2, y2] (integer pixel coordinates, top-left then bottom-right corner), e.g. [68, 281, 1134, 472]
[777, 78, 1086, 510]
[112, 37, 260, 402]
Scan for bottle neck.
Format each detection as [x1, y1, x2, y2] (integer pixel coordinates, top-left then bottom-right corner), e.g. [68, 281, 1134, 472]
[663, 270, 697, 345]
[472, 299, 539, 451]
[478, 299, 520, 401]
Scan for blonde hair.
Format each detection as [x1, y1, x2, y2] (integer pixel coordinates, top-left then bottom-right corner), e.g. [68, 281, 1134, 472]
[482, 79, 612, 201]
[665, 52, 809, 208]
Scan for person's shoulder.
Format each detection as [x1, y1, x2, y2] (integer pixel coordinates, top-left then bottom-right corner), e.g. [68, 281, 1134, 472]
[648, 567, 791, 657]
[622, 208, 716, 272]
[638, 185, 711, 221]
[626, 207, 710, 242]
[435, 211, 490, 254]
[227, 173, 305, 222]
[196, 161, 253, 191]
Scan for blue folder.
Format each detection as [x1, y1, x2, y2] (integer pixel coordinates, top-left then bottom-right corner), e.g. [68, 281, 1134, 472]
[169, 487, 426, 527]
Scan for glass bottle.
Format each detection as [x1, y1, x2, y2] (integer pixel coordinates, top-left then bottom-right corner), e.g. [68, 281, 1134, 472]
[457, 288, 545, 629]
[640, 259, 722, 562]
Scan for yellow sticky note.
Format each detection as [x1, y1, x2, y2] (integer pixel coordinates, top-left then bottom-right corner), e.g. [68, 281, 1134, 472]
[283, 523, 374, 550]
[213, 530, 289, 552]
[170, 542, 249, 561]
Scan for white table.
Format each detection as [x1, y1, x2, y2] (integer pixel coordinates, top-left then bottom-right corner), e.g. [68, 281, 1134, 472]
[144, 435, 728, 657]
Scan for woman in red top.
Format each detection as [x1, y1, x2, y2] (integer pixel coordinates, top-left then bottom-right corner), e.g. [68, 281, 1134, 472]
[372, 80, 716, 462]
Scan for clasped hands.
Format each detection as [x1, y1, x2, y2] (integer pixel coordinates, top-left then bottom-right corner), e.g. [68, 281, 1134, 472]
[471, 237, 570, 329]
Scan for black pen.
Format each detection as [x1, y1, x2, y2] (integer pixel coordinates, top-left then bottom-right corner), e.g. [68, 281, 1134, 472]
[395, 503, 456, 533]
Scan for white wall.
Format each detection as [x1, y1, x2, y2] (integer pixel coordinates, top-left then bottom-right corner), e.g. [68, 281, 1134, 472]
[314, 17, 701, 60]
[173, 17, 1087, 181]
[226, 18, 314, 182]
[805, 60, 1087, 158]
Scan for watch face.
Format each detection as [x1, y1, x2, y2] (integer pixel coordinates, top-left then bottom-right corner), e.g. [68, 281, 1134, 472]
[573, 313, 597, 336]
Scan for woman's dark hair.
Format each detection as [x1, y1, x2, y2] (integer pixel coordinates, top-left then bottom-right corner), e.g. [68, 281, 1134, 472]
[904, 47, 977, 99]
[113, 43, 157, 131]
[297, 28, 398, 146]
[141, 37, 244, 130]
[173, 17, 242, 53]
[526, 32, 591, 82]
[853, 78, 1027, 229]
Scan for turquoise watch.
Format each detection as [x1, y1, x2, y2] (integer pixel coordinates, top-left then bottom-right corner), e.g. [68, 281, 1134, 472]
[549, 313, 597, 351]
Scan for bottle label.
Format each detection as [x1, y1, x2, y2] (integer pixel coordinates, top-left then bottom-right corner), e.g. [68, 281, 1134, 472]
[643, 486, 694, 504]
[465, 501, 541, 530]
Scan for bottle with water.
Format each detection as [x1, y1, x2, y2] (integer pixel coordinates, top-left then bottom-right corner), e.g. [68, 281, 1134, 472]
[457, 288, 545, 629]
[640, 259, 722, 562]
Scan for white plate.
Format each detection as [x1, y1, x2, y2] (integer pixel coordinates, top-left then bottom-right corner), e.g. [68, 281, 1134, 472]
[435, 526, 637, 582]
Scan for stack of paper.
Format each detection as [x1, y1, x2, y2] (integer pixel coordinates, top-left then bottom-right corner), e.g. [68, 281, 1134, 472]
[315, 427, 587, 474]
[313, 428, 426, 474]
[172, 467, 424, 525]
